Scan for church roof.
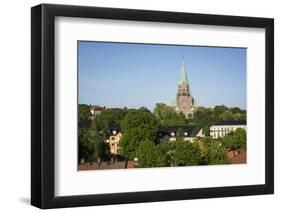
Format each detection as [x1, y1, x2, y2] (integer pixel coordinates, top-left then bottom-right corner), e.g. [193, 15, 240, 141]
[179, 59, 189, 85]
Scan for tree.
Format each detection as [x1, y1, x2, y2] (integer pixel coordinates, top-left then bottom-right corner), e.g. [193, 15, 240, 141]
[213, 105, 228, 117]
[176, 127, 184, 139]
[154, 143, 171, 167]
[87, 123, 109, 161]
[153, 103, 188, 126]
[79, 104, 92, 128]
[179, 112, 187, 123]
[239, 113, 246, 120]
[192, 107, 215, 136]
[219, 110, 234, 121]
[79, 104, 92, 121]
[233, 112, 242, 120]
[95, 108, 128, 138]
[201, 137, 229, 165]
[221, 128, 246, 151]
[78, 127, 90, 162]
[192, 105, 246, 136]
[158, 135, 170, 144]
[136, 140, 170, 168]
[119, 109, 159, 161]
[136, 139, 156, 167]
[234, 128, 246, 151]
[174, 140, 201, 166]
[229, 107, 244, 114]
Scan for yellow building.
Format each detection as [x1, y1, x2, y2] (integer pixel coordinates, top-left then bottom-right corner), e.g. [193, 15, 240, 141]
[105, 126, 122, 155]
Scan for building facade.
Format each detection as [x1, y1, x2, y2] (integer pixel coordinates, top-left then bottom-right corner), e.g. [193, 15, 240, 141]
[175, 60, 194, 118]
[106, 125, 204, 155]
[158, 126, 204, 142]
[90, 105, 106, 118]
[105, 125, 122, 155]
[210, 120, 246, 139]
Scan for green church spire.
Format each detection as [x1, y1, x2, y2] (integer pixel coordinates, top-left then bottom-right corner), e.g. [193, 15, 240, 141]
[179, 59, 189, 85]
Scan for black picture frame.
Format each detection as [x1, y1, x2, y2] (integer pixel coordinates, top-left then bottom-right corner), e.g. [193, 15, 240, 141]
[31, 3, 274, 209]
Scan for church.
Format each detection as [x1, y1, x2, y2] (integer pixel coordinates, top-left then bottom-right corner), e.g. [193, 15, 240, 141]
[175, 60, 194, 118]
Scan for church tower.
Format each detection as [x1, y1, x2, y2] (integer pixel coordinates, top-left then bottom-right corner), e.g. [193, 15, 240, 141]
[175, 59, 194, 118]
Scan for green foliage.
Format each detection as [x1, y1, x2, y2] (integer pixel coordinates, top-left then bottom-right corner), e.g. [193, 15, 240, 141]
[153, 103, 188, 126]
[79, 104, 92, 128]
[136, 140, 170, 168]
[201, 137, 229, 165]
[192, 105, 246, 136]
[192, 107, 215, 136]
[158, 135, 170, 144]
[239, 113, 246, 120]
[219, 110, 234, 120]
[95, 108, 128, 138]
[136, 140, 155, 167]
[79, 104, 92, 121]
[119, 109, 159, 160]
[221, 128, 246, 151]
[87, 123, 109, 161]
[213, 105, 228, 116]
[78, 122, 110, 162]
[229, 107, 246, 115]
[174, 140, 201, 166]
[176, 127, 184, 139]
[78, 128, 91, 162]
[155, 143, 172, 167]
[78, 102, 246, 166]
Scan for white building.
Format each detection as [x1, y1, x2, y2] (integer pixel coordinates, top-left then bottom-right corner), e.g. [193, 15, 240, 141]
[210, 120, 246, 139]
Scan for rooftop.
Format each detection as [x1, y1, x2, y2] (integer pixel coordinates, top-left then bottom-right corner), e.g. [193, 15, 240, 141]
[213, 120, 246, 126]
[229, 150, 247, 164]
[158, 126, 202, 137]
[109, 125, 202, 137]
[90, 105, 106, 110]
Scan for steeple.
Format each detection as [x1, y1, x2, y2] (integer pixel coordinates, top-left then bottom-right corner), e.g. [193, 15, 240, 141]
[176, 58, 194, 119]
[179, 58, 189, 85]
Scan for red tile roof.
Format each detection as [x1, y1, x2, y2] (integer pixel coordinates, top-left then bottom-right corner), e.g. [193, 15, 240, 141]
[229, 150, 246, 164]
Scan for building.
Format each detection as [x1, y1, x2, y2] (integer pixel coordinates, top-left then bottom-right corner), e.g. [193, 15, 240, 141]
[175, 60, 194, 118]
[105, 125, 122, 155]
[227, 150, 247, 164]
[158, 126, 204, 142]
[90, 105, 106, 118]
[105, 125, 204, 156]
[210, 120, 246, 139]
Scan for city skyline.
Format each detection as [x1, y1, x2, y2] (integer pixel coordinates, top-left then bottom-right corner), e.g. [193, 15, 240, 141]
[78, 41, 246, 110]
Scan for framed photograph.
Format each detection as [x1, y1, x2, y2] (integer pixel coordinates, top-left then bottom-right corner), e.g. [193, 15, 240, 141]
[31, 3, 274, 209]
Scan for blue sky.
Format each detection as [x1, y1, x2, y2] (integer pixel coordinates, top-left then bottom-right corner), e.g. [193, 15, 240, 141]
[78, 41, 246, 110]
